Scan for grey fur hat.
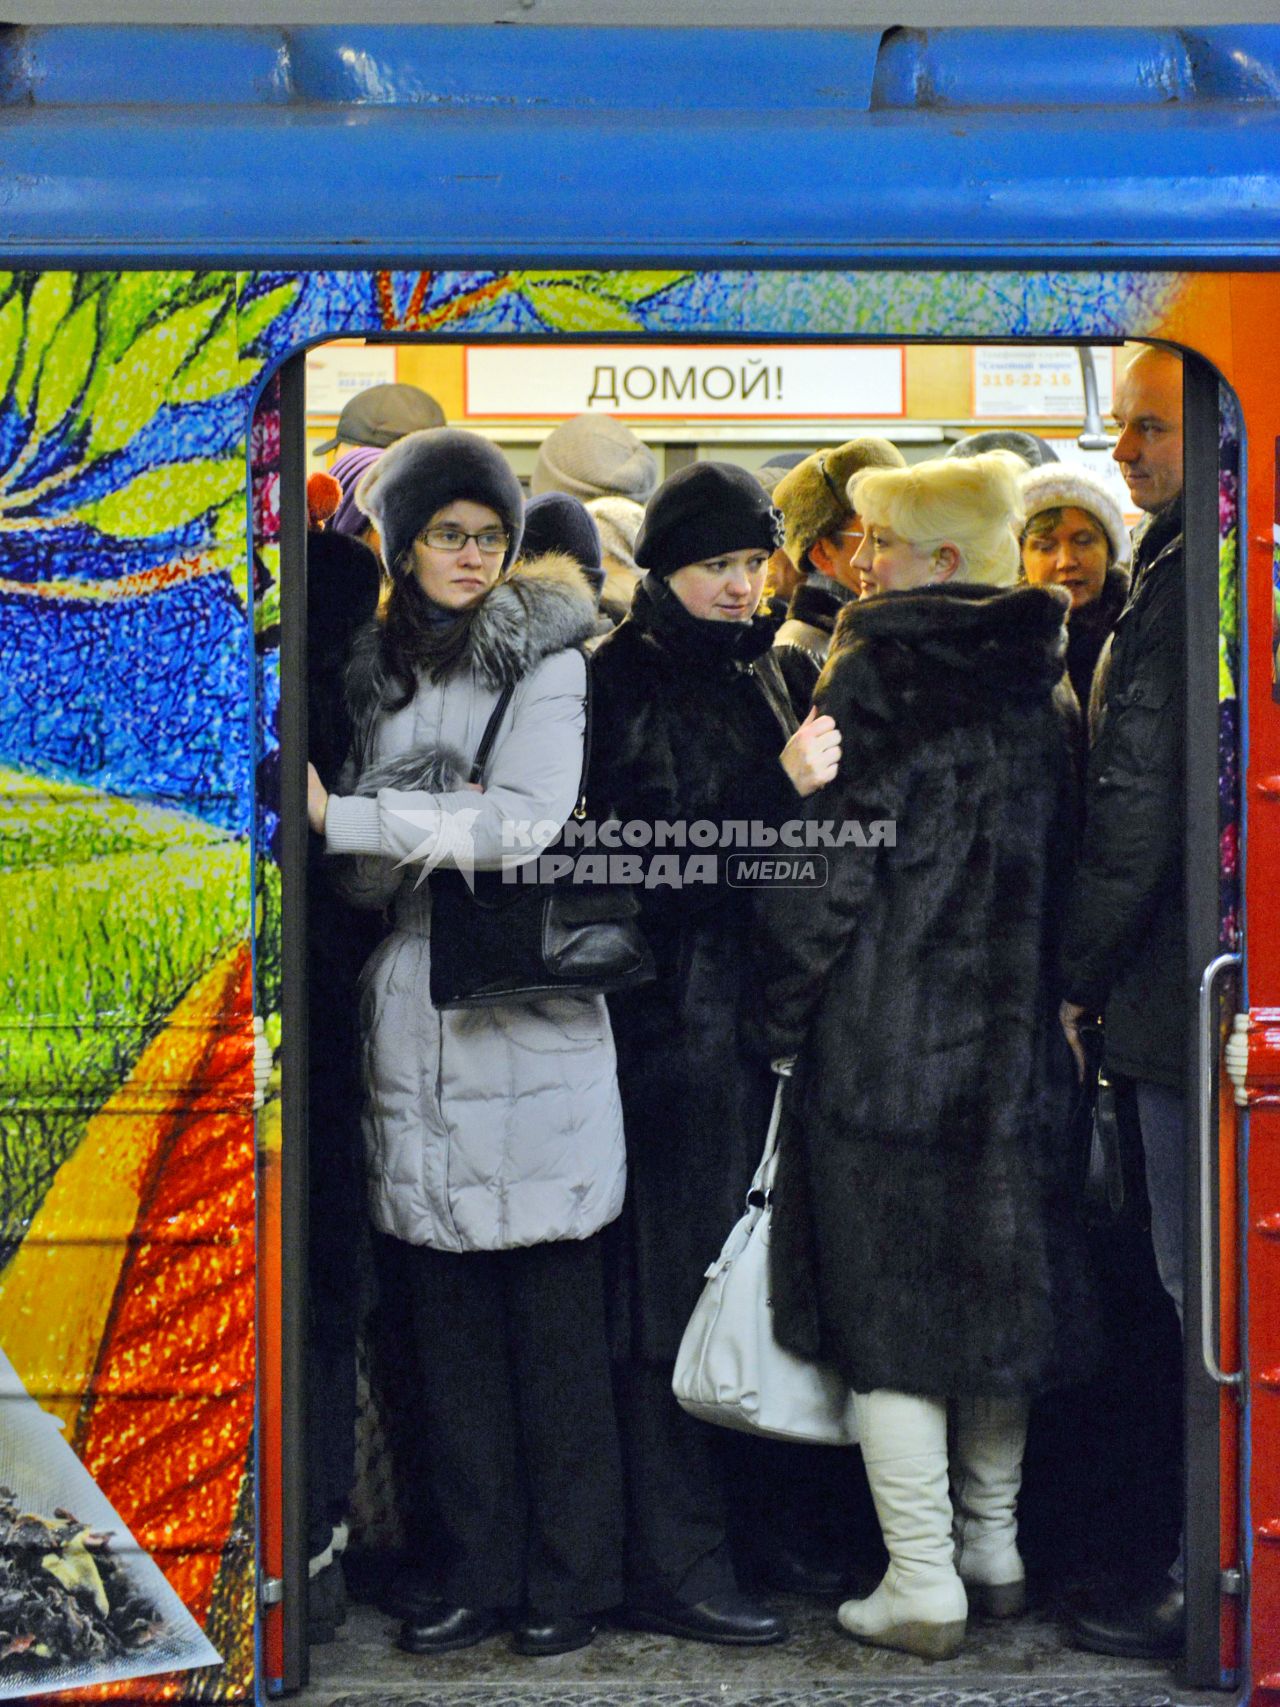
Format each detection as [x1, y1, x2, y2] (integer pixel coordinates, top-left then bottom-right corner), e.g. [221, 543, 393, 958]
[531, 413, 658, 503]
[355, 428, 524, 575]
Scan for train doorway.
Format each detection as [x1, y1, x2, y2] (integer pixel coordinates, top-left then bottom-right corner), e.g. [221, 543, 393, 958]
[259, 328, 1244, 1704]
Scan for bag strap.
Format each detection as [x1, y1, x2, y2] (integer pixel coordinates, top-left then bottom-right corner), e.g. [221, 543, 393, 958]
[746, 1080, 786, 1204]
[468, 651, 592, 822]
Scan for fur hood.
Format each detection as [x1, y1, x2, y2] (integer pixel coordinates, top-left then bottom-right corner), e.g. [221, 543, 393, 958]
[346, 550, 597, 742]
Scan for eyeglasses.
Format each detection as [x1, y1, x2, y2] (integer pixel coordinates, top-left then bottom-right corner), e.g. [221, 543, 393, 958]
[834, 529, 866, 547]
[420, 526, 509, 556]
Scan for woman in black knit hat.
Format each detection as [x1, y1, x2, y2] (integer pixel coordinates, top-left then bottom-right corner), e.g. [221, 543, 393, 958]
[588, 461, 840, 1647]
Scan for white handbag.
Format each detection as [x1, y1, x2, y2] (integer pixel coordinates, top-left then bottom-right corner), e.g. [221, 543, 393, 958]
[672, 1077, 857, 1446]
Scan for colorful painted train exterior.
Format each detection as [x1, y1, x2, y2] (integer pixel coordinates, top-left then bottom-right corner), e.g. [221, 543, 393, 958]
[0, 22, 1278, 1703]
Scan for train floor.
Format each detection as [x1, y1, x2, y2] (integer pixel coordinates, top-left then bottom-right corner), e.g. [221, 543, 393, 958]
[300, 1594, 1224, 1707]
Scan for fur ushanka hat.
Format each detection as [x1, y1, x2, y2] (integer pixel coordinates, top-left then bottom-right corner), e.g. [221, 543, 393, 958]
[355, 428, 524, 575]
[773, 437, 906, 570]
[634, 461, 782, 579]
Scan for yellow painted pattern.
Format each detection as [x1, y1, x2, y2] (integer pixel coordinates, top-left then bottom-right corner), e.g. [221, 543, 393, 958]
[0, 951, 249, 1429]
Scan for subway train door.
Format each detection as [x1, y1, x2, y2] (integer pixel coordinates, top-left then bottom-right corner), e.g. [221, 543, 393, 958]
[255, 333, 1249, 1697]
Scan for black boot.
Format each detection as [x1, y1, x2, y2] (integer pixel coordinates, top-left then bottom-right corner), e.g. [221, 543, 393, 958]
[511, 1612, 598, 1656]
[618, 1587, 788, 1646]
[397, 1603, 504, 1654]
[1069, 1580, 1184, 1660]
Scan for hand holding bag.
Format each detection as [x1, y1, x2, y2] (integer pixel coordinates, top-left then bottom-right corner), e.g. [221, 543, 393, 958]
[428, 661, 655, 1008]
[1069, 1021, 1125, 1224]
[672, 1074, 857, 1446]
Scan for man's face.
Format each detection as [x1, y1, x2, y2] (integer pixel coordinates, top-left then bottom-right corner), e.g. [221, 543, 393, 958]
[1111, 351, 1184, 515]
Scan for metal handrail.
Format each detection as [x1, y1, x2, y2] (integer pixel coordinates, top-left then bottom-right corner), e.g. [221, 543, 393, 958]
[1200, 951, 1243, 1389]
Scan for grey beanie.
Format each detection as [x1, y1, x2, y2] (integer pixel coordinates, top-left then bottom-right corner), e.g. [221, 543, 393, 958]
[355, 428, 524, 576]
[949, 430, 1059, 468]
[531, 413, 658, 503]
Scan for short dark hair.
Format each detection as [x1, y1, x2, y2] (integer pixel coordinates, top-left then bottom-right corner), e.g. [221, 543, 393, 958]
[1020, 505, 1113, 566]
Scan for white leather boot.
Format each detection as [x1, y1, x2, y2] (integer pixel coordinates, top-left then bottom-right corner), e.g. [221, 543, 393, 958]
[951, 1395, 1030, 1618]
[838, 1390, 967, 1660]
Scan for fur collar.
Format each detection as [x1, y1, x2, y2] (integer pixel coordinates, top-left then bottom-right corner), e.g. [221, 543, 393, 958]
[346, 550, 597, 732]
[829, 583, 1070, 715]
[788, 573, 852, 637]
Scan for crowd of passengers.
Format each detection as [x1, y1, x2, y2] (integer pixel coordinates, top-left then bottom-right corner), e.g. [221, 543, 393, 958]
[300, 345, 1189, 1666]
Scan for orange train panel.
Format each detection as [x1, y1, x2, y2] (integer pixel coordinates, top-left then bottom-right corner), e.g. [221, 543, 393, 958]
[1230, 269, 1280, 1702]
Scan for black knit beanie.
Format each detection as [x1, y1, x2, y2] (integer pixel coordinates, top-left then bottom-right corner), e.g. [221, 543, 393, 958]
[355, 427, 524, 575]
[634, 461, 782, 579]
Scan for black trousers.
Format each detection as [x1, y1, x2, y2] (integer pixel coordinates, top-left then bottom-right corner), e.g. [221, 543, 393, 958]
[612, 1360, 738, 1604]
[403, 1235, 624, 1615]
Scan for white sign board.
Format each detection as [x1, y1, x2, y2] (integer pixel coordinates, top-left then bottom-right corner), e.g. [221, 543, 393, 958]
[973, 347, 1115, 421]
[464, 345, 905, 420]
[306, 342, 398, 416]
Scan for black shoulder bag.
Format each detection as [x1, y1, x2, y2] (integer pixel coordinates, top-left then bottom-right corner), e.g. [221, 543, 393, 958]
[427, 661, 656, 1009]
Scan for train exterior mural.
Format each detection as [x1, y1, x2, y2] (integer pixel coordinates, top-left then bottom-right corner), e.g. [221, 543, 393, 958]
[0, 262, 1266, 1701]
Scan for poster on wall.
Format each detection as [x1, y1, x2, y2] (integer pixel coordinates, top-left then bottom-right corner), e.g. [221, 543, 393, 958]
[973, 346, 1116, 420]
[464, 343, 906, 420]
[0, 1353, 220, 1697]
[305, 340, 398, 418]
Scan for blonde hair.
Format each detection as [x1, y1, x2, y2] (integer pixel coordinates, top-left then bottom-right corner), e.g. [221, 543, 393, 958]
[847, 451, 1025, 588]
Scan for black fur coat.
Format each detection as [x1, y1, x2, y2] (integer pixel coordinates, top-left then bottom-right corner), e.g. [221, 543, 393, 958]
[759, 583, 1097, 1398]
[588, 574, 801, 1361]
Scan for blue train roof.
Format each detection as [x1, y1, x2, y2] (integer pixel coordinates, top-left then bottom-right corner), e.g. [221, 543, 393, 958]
[1, 24, 1278, 268]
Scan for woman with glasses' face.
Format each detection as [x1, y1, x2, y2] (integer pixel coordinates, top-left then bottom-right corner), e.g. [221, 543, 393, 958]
[410, 500, 508, 610]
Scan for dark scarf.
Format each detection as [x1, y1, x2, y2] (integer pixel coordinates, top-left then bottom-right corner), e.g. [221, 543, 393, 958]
[1064, 568, 1129, 714]
[630, 571, 779, 673]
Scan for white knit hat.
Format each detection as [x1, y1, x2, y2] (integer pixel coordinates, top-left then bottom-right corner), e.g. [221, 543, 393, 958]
[1019, 463, 1131, 570]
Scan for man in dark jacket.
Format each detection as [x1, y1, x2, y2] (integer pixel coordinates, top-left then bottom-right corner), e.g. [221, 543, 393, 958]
[1059, 344, 1187, 1660]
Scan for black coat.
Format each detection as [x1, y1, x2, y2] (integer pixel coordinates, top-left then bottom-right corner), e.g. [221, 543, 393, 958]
[1065, 566, 1129, 719]
[1060, 502, 1186, 1088]
[588, 574, 800, 1361]
[759, 583, 1095, 1399]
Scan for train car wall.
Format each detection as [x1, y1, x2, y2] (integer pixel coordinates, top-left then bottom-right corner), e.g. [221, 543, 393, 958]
[0, 264, 1247, 1701]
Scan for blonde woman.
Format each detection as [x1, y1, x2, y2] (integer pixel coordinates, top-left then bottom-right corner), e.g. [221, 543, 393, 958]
[757, 452, 1096, 1660]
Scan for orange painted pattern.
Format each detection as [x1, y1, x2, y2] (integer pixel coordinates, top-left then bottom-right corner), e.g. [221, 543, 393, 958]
[48, 946, 258, 1702]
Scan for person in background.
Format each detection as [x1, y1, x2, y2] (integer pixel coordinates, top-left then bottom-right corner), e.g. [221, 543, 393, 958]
[948, 428, 1060, 467]
[772, 439, 907, 660]
[522, 490, 607, 606]
[588, 495, 646, 624]
[1018, 463, 1131, 716]
[758, 452, 1094, 1662]
[304, 470, 384, 1642]
[313, 381, 447, 458]
[753, 451, 809, 621]
[1059, 345, 1189, 1662]
[531, 411, 658, 505]
[329, 445, 386, 559]
[310, 428, 626, 1660]
[588, 462, 840, 1648]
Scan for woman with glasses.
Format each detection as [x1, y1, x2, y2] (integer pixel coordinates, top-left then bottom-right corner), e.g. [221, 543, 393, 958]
[308, 428, 627, 1659]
